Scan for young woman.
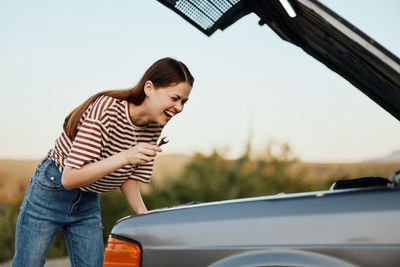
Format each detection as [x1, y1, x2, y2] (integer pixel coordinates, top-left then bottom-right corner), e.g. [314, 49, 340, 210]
[12, 57, 194, 267]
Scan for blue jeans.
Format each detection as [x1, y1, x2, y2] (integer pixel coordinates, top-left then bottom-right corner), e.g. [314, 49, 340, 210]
[12, 157, 104, 267]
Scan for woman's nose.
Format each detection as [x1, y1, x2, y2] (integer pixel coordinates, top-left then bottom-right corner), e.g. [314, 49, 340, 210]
[174, 102, 184, 112]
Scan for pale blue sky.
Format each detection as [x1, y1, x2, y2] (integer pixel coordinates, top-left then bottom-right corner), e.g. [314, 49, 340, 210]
[1, 0, 399, 162]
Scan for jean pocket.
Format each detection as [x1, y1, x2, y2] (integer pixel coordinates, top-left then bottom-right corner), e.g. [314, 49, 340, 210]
[38, 156, 48, 167]
[34, 156, 48, 176]
[36, 160, 64, 191]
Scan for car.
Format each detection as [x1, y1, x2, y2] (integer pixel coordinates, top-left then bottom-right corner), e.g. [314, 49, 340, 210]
[102, 0, 400, 266]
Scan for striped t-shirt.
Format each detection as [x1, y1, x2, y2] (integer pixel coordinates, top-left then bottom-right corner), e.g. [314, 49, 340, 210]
[48, 95, 163, 193]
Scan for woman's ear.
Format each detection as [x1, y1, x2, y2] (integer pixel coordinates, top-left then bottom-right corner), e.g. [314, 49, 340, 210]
[144, 80, 154, 96]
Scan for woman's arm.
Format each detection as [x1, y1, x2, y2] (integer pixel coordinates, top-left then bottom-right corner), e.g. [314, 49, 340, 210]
[120, 179, 148, 214]
[61, 143, 161, 190]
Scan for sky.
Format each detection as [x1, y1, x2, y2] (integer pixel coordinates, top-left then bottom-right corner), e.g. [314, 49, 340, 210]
[1, 0, 399, 162]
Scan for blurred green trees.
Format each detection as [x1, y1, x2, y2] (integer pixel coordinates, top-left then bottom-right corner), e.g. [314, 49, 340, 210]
[0, 143, 331, 262]
[144, 143, 330, 209]
[0, 202, 19, 262]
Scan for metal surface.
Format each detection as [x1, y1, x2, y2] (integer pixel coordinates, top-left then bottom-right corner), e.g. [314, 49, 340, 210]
[106, 1, 400, 266]
[157, 136, 169, 147]
[112, 188, 400, 266]
[157, 0, 400, 121]
[157, 0, 248, 36]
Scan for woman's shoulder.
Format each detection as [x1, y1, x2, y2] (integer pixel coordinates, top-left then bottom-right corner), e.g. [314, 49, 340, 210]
[87, 95, 122, 119]
[93, 95, 118, 106]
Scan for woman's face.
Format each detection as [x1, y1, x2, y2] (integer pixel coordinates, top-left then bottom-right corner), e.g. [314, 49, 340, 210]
[145, 81, 192, 126]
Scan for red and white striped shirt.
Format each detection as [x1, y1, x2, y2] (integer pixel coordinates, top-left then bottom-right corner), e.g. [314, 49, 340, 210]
[48, 95, 163, 193]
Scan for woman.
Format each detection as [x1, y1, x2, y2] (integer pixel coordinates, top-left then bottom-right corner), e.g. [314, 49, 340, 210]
[12, 57, 194, 267]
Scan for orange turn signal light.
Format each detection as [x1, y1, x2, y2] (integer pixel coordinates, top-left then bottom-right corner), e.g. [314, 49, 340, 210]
[103, 235, 142, 267]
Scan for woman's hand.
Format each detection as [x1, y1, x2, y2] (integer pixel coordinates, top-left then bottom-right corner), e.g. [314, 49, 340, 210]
[62, 143, 161, 190]
[124, 143, 161, 165]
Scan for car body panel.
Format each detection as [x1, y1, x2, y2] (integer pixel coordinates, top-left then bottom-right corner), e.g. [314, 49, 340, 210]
[158, 0, 400, 121]
[106, 1, 400, 266]
[112, 188, 400, 266]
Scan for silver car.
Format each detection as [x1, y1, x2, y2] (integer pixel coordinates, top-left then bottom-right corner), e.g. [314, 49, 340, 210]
[103, 0, 400, 266]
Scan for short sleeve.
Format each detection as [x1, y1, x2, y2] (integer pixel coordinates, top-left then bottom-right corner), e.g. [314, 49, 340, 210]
[129, 160, 155, 183]
[64, 118, 106, 169]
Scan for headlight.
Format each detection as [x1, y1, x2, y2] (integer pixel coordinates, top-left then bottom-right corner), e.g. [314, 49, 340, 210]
[103, 235, 142, 267]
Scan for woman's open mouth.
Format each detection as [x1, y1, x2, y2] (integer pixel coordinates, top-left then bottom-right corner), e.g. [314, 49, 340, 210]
[164, 110, 175, 120]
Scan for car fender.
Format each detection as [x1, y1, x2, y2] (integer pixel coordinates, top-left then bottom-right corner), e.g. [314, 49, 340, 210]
[208, 250, 356, 267]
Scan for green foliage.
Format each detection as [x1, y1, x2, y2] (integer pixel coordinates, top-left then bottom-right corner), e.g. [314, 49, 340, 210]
[100, 190, 132, 242]
[144, 143, 331, 210]
[47, 233, 68, 258]
[0, 202, 20, 262]
[0, 142, 332, 262]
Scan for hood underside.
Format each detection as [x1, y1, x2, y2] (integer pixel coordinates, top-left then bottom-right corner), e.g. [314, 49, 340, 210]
[157, 0, 400, 121]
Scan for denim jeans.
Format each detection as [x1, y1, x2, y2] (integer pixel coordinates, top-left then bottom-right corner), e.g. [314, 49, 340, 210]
[12, 157, 104, 267]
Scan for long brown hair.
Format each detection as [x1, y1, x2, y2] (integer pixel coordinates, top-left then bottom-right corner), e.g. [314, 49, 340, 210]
[63, 57, 194, 139]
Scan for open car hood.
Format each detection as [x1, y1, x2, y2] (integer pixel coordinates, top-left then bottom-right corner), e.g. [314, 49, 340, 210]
[157, 0, 400, 121]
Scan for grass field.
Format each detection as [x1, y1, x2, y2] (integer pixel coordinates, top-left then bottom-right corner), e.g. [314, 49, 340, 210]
[0, 155, 191, 203]
[1, 155, 399, 203]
